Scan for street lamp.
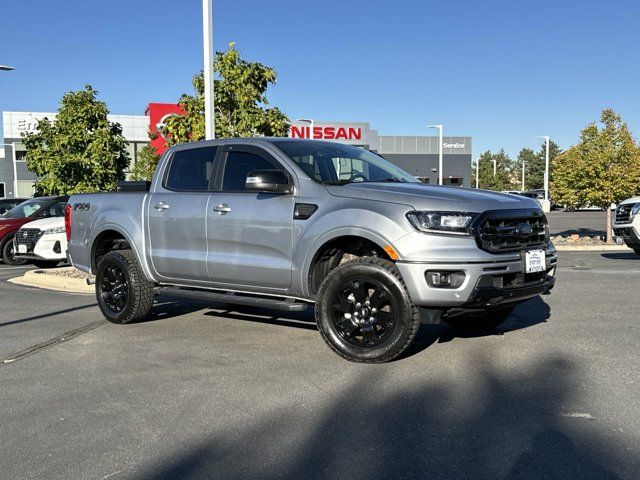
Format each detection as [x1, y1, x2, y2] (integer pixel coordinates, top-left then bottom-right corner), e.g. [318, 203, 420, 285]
[297, 118, 314, 139]
[427, 124, 443, 185]
[536, 135, 551, 212]
[521, 159, 526, 192]
[492, 158, 497, 176]
[202, 0, 215, 140]
[0, 65, 15, 71]
[475, 157, 480, 189]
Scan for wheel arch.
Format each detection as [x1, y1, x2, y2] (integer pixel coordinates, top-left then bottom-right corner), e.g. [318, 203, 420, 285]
[303, 229, 396, 298]
[90, 226, 153, 282]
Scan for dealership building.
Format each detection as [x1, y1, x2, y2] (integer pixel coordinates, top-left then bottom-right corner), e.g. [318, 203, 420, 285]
[0, 110, 472, 198]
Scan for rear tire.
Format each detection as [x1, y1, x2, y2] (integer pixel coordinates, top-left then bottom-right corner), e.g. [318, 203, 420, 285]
[95, 250, 154, 324]
[443, 305, 516, 333]
[2, 236, 28, 265]
[315, 257, 421, 363]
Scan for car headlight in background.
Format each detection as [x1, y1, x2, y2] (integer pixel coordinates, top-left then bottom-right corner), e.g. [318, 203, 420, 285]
[631, 203, 640, 218]
[42, 226, 66, 235]
[406, 211, 478, 235]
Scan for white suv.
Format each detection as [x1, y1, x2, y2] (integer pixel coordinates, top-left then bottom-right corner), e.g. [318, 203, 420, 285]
[14, 217, 68, 268]
[613, 196, 640, 255]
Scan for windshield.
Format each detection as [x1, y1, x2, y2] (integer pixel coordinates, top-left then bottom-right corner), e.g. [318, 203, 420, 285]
[2, 199, 49, 219]
[272, 140, 419, 185]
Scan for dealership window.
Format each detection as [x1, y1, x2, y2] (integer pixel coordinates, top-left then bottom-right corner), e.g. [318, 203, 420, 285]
[0, 182, 4, 198]
[443, 177, 463, 186]
[417, 177, 430, 184]
[15, 149, 27, 162]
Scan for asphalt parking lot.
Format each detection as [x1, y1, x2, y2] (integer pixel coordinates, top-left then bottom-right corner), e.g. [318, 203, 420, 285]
[546, 209, 607, 236]
[1, 251, 639, 480]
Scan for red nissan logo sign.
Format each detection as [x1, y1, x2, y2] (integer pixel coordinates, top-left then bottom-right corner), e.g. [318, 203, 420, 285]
[289, 125, 362, 141]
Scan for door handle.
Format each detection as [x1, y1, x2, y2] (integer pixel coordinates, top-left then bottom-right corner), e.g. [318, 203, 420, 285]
[153, 202, 170, 211]
[213, 203, 231, 214]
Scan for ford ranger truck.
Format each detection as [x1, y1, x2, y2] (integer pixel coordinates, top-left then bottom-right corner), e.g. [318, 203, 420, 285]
[66, 138, 557, 363]
[613, 196, 640, 255]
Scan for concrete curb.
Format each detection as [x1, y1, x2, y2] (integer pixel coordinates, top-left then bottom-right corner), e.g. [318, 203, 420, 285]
[8, 269, 95, 294]
[554, 245, 633, 251]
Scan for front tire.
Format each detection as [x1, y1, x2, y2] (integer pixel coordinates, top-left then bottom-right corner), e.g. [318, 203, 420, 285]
[315, 257, 421, 363]
[95, 250, 154, 324]
[2, 236, 28, 265]
[443, 305, 516, 332]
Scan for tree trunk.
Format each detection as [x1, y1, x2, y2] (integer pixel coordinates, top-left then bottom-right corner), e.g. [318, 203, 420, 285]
[606, 206, 613, 244]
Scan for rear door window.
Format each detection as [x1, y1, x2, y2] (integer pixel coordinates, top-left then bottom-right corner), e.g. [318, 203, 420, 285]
[165, 146, 218, 191]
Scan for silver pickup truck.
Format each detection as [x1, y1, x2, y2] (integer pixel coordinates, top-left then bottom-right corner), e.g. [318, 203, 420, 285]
[67, 138, 557, 363]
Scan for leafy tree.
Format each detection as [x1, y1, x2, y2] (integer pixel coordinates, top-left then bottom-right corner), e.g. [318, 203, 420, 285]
[162, 42, 290, 145]
[129, 144, 161, 181]
[22, 85, 129, 194]
[514, 148, 538, 191]
[473, 150, 513, 191]
[552, 109, 640, 242]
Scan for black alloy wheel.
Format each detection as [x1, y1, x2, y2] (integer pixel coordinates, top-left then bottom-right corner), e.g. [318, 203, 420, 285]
[100, 264, 129, 313]
[330, 277, 397, 348]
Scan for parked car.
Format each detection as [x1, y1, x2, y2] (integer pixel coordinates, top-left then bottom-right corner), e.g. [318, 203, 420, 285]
[0, 198, 29, 216]
[0, 196, 69, 265]
[612, 196, 640, 255]
[13, 216, 68, 268]
[67, 138, 556, 363]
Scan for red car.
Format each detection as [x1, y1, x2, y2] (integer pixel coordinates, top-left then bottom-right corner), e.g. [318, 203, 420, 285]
[0, 196, 69, 265]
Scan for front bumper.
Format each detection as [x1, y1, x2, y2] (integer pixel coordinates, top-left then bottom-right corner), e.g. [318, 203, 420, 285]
[613, 224, 640, 249]
[14, 232, 67, 261]
[396, 249, 557, 308]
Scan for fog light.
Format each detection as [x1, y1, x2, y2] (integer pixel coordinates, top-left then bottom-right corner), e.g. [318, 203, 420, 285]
[426, 271, 466, 288]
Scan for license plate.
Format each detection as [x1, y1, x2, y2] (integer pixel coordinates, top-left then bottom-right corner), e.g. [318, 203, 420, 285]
[615, 237, 624, 245]
[17, 244, 27, 254]
[525, 249, 545, 273]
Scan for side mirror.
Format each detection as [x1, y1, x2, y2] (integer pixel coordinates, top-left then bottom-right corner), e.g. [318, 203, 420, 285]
[245, 169, 292, 194]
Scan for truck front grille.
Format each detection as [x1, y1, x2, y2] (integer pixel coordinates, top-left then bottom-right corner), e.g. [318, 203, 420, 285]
[475, 209, 549, 253]
[615, 204, 635, 224]
[14, 229, 42, 253]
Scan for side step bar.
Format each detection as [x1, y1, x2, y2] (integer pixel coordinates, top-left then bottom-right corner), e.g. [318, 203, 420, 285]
[156, 286, 310, 312]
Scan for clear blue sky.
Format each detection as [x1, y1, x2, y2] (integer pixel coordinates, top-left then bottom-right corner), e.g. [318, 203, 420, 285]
[1, 0, 639, 158]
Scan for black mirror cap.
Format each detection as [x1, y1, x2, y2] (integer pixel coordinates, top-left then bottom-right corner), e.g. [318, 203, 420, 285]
[245, 169, 292, 194]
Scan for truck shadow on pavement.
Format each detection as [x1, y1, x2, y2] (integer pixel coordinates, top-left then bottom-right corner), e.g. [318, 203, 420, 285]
[201, 296, 551, 361]
[130, 353, 633, 480]
[601, 252, 640, 260]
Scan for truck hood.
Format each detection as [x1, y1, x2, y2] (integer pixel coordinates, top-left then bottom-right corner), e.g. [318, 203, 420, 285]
[326, 182, 540, 212]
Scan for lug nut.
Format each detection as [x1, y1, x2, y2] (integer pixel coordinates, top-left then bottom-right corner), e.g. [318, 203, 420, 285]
[371, 307, 377, 314]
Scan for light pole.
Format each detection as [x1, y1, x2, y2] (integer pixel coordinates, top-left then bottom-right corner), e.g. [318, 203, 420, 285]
[536, 135, 551, 212]
[521, 159, 526, 192]
[492, 158, 497, 176]
[0, 65, 16, 71]
[202, 0, 215, 140]
[475, 157, 480, 189]
[297, 118, 314, 139]
[427, 124, 443, 185]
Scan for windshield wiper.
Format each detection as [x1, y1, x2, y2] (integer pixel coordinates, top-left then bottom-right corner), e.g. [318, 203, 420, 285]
[363, 178, 408, 183]
[322, 179, 355, 186]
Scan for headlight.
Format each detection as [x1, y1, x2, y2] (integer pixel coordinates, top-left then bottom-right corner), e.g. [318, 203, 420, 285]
[42, 226, 66, 235]
[632, 203, 640, 217]
[406, 211, 478, 235]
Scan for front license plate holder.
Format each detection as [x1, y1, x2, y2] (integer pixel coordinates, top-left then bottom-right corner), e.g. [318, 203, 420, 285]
[524, 249, 546, 273]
